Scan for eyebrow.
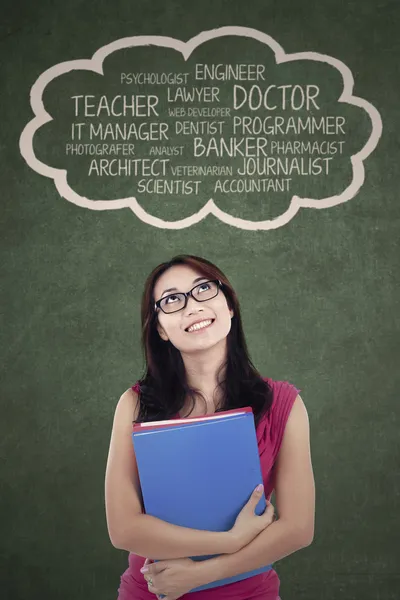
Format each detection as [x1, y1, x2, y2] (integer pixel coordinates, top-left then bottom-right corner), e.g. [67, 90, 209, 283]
[161, 277, 209, 297]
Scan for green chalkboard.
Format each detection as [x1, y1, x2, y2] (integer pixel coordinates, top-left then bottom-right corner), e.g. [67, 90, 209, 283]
[1, 1, 399, 599]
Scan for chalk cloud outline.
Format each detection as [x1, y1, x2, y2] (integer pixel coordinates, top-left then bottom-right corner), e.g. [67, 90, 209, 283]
[19, 26, 382, 230]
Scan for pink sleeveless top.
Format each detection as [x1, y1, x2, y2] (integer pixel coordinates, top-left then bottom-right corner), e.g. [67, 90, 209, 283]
[117, 377, 301, 600]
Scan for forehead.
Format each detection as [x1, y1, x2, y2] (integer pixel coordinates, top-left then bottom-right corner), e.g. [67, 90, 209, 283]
[154, 264, 208, 298]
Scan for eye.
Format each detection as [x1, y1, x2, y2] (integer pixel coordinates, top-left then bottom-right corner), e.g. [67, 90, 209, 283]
[198, 283, 211, 293]
[165, 294, 180, 304]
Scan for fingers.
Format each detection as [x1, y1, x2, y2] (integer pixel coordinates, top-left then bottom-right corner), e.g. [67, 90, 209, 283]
[145, 575, 165, 597]
[249, 484, 276, 523]
[264, 500, 276, 524]
[254, 483, 264, 498]
[248, 483, 264, 507]
[140, 561, 165, 576]
[142, 563, 169, 598]
[146, 579, 159, 595]
[249, 484, 277, 526]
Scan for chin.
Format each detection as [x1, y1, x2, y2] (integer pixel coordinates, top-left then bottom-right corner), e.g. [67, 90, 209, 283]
[185, 333, 230, 354]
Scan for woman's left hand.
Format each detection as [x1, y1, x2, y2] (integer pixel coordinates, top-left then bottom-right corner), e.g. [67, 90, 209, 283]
[141, 557, 203, 600]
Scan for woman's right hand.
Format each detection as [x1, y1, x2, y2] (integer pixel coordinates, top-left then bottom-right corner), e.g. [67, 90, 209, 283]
[229, 484, 275, 551]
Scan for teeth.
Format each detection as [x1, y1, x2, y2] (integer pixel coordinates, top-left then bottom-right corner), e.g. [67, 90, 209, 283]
[187, 319, 213, 333]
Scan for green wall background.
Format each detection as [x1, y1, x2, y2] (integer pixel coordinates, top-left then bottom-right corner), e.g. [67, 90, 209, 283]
[1, 1, 399, 599]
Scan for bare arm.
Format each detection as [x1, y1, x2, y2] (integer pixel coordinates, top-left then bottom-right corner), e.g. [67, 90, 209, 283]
[105, 388, 236, 560]
[193, 394, 316, 584]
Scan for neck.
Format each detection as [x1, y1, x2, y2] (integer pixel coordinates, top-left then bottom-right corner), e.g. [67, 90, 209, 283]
[180, 339, 228, 414]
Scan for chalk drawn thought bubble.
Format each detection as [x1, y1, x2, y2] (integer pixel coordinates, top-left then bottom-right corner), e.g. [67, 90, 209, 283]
[20, 26, 382, 230]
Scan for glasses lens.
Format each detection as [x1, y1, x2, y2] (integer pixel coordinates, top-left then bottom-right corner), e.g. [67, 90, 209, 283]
[193, 280, 219, 301]
[158, 281, 220, 314]
[160, 293, 186, 314]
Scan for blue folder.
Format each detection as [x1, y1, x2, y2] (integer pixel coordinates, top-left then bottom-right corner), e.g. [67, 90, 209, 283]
[132, 409, 272, 592]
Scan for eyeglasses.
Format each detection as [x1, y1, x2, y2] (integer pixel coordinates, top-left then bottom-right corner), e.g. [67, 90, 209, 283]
[154, 280, 222, 314]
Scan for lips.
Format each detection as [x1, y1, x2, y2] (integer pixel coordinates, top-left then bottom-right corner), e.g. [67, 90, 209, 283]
[185, 318, 215, 333]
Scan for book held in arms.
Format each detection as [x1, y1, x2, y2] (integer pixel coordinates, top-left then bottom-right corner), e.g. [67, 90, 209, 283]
[132, 406, 272, 593]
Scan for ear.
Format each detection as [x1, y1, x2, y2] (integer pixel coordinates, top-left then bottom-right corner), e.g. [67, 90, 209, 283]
[157, 322, 169, 341]
[229, 308, 234, 319]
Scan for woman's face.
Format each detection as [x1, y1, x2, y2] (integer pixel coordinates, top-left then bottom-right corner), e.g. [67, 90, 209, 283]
[153, 264, 234, 354]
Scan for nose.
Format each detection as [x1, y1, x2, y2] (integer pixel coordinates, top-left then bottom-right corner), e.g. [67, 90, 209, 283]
[184, 293, 204, 315]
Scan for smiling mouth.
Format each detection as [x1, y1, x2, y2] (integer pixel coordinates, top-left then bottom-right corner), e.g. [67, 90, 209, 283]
[185, 319, 215, 333]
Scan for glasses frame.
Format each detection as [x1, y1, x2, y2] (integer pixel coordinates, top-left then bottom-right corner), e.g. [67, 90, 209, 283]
[154, 279, 223, 314]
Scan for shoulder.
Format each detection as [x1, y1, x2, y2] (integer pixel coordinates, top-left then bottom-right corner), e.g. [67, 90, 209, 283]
[261, 377, 301, 415]
[284, 393, 309, 434]
[113, 386, 140, 426]
[263, 377, 301, 407]
[258, 376, 303, 451]
[263, 376, 300, 396]
[269, 379, 308, 453]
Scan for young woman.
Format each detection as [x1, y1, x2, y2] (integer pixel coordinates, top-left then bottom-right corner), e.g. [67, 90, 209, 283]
[105, 254, 315, 600]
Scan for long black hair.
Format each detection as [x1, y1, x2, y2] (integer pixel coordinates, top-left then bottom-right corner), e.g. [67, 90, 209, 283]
[135, 255, 273, 427]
